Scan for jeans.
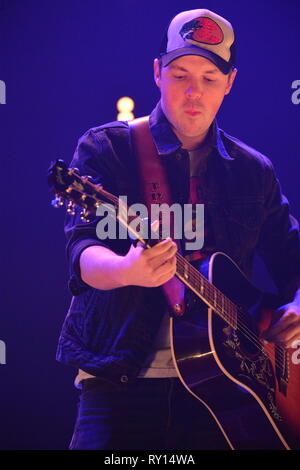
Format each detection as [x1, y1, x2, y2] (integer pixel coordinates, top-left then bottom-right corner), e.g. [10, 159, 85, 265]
[69, 377, 229, 450]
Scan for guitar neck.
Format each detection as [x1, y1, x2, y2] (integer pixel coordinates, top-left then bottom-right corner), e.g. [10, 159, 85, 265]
[175, 252, 237, 329]
[49, 163, 238, 330]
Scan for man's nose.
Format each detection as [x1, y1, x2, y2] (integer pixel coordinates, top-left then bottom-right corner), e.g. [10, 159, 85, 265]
[185, 81, 203, 99]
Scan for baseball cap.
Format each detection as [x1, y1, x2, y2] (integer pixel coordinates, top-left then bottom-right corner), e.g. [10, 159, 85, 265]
[159, 9, 236, 74]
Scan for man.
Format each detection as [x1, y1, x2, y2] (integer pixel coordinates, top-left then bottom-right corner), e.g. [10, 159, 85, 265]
[57, 9, 300, 450]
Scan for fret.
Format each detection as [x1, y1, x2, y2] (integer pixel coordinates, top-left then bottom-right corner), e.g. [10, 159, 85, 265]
[200, 277, 204, 295]
[177, 256, 237, 329]
[184, 262, 189, 280]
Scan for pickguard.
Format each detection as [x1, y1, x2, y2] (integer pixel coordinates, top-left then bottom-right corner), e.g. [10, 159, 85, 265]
[222, 325, 282, 422]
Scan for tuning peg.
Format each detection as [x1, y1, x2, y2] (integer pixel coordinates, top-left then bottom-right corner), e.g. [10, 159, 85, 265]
[51, 195, 64, 208]
[67, 201, 76, 215]
[80, 208, 91, 222]
[81, 175, 94, 183]
[65, 185, 74, 194]
[68, 167, 79, 175]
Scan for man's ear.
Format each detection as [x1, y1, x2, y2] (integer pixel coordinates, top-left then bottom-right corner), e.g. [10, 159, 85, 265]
[224, 68, 238, 95]
[153, 58, 161, 88]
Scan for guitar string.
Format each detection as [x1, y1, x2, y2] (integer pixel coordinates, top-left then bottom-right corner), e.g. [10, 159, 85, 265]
[76, 188, 289, 371]
[175, 251, 286, 350]
[74, 186, 289, 370]
[175, 254, 287, 356]
[176, 254, 300, 390]
[60, 176, 300, 397]
[175, 260, 300, 389]
[176, 255, 289, 369]
[66, 180, 290, 371]
[175, 255, 300, 391]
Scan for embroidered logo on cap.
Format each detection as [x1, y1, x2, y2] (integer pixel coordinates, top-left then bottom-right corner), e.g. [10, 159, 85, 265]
[179, 17, 223, 45]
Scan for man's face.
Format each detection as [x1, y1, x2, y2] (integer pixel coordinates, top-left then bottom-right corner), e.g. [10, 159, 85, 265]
[153, 55, 237, 149]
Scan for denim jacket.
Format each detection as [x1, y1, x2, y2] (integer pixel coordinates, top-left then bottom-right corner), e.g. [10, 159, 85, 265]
[56, 101, 300, 384]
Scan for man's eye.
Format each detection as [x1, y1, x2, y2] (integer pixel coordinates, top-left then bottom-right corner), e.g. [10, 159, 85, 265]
[174, 75, 185, 79]
[204, 77, 215, 82]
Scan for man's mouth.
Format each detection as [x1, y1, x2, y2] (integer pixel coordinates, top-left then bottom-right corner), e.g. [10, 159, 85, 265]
[185, 110, 201, 116]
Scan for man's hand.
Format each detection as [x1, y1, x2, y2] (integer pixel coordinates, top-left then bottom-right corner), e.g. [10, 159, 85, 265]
[120, 237, 177, 288]
[80, 218, 177, 290]
[260, 302, 300, 348]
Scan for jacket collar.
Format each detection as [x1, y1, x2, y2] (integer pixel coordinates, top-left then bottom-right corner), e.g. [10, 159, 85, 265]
[149, 100, 234, 161]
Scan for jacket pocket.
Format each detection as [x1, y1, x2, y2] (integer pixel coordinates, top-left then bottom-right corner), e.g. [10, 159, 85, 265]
[225, 202, 264, 231]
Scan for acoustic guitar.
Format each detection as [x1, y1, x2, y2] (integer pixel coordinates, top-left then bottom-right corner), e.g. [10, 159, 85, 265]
[48, 159, 300, 450]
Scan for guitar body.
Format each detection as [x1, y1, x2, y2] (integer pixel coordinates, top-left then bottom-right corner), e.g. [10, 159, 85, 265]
[171, 252, 300, 450]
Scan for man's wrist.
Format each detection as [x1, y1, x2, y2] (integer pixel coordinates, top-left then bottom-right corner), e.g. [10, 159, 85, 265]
[114, 255, 130, 288]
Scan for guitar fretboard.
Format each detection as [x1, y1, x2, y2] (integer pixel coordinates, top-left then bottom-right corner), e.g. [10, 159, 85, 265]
[175, 253, 238, 329]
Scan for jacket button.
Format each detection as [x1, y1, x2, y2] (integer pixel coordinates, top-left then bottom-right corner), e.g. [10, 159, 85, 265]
[120, 375, 128, 383]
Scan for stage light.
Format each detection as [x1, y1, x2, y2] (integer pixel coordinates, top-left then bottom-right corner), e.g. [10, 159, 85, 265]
[117, 96, 135, 120]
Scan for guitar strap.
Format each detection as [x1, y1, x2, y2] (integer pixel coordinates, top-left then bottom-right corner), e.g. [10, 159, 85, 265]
[129, 116, 185, 317]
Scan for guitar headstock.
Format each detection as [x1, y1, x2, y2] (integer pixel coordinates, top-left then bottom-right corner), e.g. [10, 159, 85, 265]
[47, 159, 115, 222]
[48, 159, 153, 247]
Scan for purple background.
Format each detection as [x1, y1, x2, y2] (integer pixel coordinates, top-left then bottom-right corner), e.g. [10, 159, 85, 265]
[0, 0, 299, 449]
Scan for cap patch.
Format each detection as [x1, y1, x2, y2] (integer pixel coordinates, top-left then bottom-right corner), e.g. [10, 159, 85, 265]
[179, 17, 224, 45]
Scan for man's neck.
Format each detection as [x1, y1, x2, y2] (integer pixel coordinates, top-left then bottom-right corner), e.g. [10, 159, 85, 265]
[172, 127, 210, 151]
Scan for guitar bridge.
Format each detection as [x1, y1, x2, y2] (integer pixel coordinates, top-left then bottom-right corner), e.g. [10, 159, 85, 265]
[275, 345, 289, 397]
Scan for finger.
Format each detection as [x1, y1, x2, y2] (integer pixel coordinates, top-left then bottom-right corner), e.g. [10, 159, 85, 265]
[261, 311, 298, 339]
[286, 334, 300, 349]
[154, 267, 177, 286]
[153, 257, 177, 282]
[145, 238, 176, 260]
[150, 244, 177, 270]
[264, 321, 300, 344]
